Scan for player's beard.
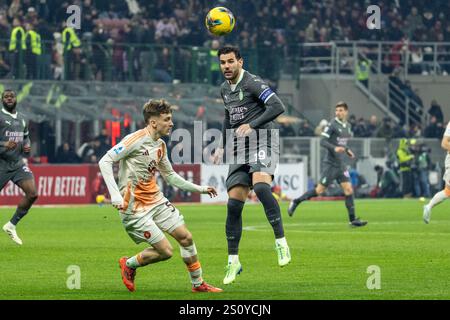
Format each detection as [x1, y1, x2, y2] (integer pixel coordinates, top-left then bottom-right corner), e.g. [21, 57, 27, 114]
[3, 100, 16, 113]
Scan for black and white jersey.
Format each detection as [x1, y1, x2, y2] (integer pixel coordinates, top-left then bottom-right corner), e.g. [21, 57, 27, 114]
[220, 70, 284, 163]
[220, 70, 277, 130]
[321, 118, 353, 168]
[0, 108, 30, 171]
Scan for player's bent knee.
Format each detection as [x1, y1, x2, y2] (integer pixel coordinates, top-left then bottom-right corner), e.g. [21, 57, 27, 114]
[178, 233, 193, 247]
[26, 192, 38, 202]
[253, 182, 271, 196]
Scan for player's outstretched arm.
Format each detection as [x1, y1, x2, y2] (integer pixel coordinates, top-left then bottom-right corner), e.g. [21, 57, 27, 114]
[158, 142, 217, 196]
[98, 153, 124, 209]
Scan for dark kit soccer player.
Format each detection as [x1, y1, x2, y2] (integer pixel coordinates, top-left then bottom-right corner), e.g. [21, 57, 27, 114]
[288, 102, 367, 227]
[213, 46, 291, 285]
[1, 89, 38, 245]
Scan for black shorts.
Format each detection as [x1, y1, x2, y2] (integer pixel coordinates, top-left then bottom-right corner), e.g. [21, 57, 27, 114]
[319, 165, 350, 187]
[0, 165, 34, 190]
[226, 163, 276, 191]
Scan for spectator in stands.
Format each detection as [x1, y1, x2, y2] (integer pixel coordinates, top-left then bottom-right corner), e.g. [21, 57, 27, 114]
[366, 115, 379, 137]
[25, 22, 41, 79]
[428, 99, 444, 124]
[152, 46, 173, 83]
[297, 121, 315, 137]
[424, 116, 444, 139]
[62, 22, 82, 80]
[7, 17, 25, 79]
[374, 165, 401, 198]
[353, 117, 368, 137]
[397, 138, 415, 198]
[356, 57, 372, 88]
[376, 117, 395, 140]
[77, 139, 100, 163]
[55, 142, 80, 163]
[411, 143, 431, 198]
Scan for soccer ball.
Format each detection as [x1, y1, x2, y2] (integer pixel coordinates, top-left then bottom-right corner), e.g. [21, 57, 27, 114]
[205, 7, 235, 36]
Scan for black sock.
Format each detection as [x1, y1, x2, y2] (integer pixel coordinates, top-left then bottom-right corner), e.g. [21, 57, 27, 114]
[345, 195, 356, 222]
[295, 189, 318, 202]
[10, 208, 29, 226]
[226, 198, 245, 255]
[253, 183, 284, 238]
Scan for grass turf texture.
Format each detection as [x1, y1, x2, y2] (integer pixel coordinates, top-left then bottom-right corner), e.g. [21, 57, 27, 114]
[1, 199, 449, 300]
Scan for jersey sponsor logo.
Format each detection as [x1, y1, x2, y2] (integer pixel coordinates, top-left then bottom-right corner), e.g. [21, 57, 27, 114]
[5, 120, 11, 125]
[113, 143, 125, 155]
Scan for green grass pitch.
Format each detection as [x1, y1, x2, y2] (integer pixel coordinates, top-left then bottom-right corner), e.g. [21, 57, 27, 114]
[1, 199, 449, 300]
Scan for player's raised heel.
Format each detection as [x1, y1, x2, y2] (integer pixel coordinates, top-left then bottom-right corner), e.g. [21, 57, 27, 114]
[2, 222, 23, 245]
[223, 262, 243, 285]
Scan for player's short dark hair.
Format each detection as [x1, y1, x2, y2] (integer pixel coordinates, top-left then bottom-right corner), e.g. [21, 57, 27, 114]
[217, 46, 242, 60]
[335, 101, 348, 110]
[143, 99, 172, 124]
[2, 89, 16, 99]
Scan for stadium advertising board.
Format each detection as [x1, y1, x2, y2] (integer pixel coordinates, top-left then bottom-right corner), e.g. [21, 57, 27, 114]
[200, 163, 306, 203]
[0, 165, 98, 205]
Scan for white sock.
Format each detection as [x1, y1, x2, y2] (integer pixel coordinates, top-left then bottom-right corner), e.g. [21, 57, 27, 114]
[228, 255, 239, 264]
[275, 237, 288, 247]
[428, 190, 448, 209]
[4, 221, 15, 229]
[126, 255, 141, 269]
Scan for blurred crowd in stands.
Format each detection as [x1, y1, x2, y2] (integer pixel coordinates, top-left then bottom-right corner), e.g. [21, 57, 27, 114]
[1, 0, 450, 82]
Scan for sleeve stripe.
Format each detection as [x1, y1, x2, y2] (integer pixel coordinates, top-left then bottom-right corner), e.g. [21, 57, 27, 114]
[263, 92, 275, 103]
[321, 132, 330, 138]
[123, 130, 147, 148]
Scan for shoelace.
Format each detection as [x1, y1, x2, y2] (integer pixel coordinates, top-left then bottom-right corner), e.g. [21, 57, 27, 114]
[276, 246, 284, 260]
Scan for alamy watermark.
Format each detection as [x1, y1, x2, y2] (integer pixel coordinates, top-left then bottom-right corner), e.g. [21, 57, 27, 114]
[66, 5, 81, 29]
[166, 122, 280, 171]
[66, 265, 81, 290]
[367, 5, 381, 30]
[366, 265, 381, 290]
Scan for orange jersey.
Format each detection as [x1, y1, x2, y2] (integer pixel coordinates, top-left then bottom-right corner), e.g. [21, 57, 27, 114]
[107, 128, 173, 214]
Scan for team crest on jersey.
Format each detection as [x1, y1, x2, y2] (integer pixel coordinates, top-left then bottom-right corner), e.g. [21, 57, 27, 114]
[143, 231, 151, 239]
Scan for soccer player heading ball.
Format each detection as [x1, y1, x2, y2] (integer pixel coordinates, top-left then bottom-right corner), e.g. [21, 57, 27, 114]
[213, 46, 291, 285]
[288, 102, 368, 227]
[99, 99, 222, 293]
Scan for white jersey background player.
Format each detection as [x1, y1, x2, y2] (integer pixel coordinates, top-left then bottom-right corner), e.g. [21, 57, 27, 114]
[99, 99, 222, 293]
[423, 121, 450, 223]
